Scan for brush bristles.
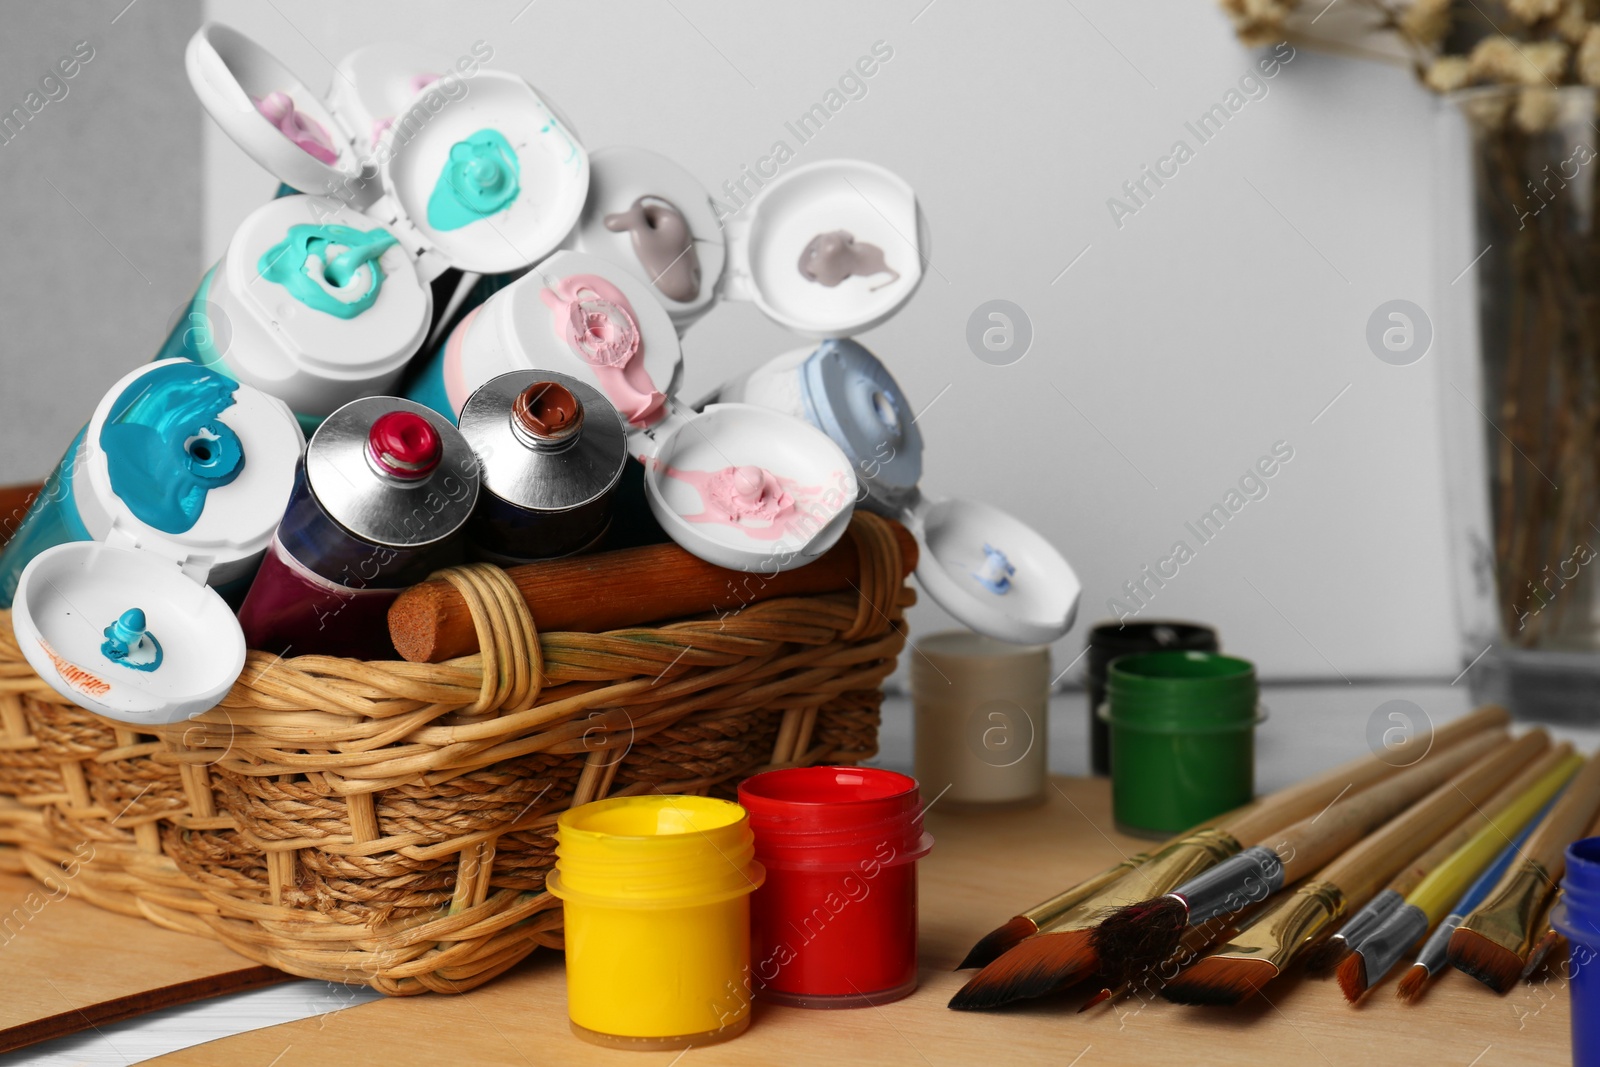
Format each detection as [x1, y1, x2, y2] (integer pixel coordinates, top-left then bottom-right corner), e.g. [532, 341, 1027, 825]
[1395, 963, 1430, 1003]
[1304, 935, 1351, 974]
[1089, 896, 1188, 987]
[1335, 950, 1369, 1003]
[947, 928, 1097, 1011]
[1448, 928, 1525, 994]
[957, 916, 1036, 970]
[1160, 956, 1278, 1006]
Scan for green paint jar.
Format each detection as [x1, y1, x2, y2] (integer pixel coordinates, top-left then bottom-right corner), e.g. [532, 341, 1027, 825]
[1101, 651, 1262, 837]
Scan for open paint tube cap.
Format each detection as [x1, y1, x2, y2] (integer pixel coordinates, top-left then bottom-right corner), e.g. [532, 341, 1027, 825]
[568, 147, 726, 331]
[75, 360, 305, 589]
[224, 196, 432, 417]
[642, 404, 858, 572]
[905, 495, 1080, 645]
[326, 42, 455, 160]
[11, 541, 248, 726]
[187, 23, 588, 277]
[497, 250, 684, 430]
[721, 160, 926, 338]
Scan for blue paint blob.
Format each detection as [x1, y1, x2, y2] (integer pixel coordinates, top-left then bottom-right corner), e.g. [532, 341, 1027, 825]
[427, 129, 521, 231]
[973, 543, 1015, 595]
[259, 224, 398, 319]
[100, 363, 245, 535]
[101, 608, 163, 672]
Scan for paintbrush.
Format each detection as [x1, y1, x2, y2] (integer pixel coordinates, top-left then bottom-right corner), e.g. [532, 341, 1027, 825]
[1309, 742, 1577, 973]
[1448, 749, 1600, 993]
[1519, 901, 1564, 982]
[1337, 749, 1580, 1002]
[945, 706, 1511, 1009]
[1092, 728, 1520, 990]
[947, 708, 1511, 1009]
[1157, 729, 1548, 1006]
[1398, 798, 1564, 1002]
[957, 851, 1151, 970]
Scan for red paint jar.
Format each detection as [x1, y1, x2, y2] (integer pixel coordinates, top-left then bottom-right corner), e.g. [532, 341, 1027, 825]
[737, 766, 933, 1008]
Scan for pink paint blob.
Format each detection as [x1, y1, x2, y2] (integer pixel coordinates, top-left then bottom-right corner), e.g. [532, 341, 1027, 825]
[410, 73, 441, 93]
[656, 462, 841, 542]
[538, 274, 666, 427]
[371, 117, 394, 146]
[255, 91, 339, 165]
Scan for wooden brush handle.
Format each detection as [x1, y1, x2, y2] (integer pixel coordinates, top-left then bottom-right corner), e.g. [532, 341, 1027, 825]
[388, 519, 919, 662]
[1523, 749, 1600, 876]
[1222, 705, 1511, 844]
[1263, 729, 1507, 880]
[1317, 730, 1549, 902]
[1387, 740, 1571, 898]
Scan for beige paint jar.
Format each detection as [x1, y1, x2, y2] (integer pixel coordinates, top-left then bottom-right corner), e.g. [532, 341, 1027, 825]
[911, 632, 1051, 810]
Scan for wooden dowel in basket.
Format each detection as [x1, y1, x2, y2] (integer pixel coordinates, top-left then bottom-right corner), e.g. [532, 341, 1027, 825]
[388, 519, 921, 663]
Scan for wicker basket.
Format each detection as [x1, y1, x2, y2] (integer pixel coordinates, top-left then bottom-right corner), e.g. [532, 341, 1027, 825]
[0, 512, 909, 994]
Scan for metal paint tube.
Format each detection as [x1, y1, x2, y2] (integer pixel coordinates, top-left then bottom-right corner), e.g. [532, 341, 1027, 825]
[455, 371, 627, 564]
[236, 397, 478, 659]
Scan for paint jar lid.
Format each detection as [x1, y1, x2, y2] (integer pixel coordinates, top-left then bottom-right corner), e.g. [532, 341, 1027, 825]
[907, 495, 1079, 644]
[721, 160, 926, 338]
[77, 360, 305, 578]
[457, 370, 627, 512]
[187, 23, 588, 276]
[494, 250, 685, 430]
[568, 147, 726, 331]
[738, 766, 933, 871]
[642, 403, 857, 573]
[305, 397, 479, 547]
[1104, 651, 1260, 731]
[799, 339, 922, 510]
[225, 196, 431, 418]
[10, 541, 247, 725]
[548, 795, 764, 908]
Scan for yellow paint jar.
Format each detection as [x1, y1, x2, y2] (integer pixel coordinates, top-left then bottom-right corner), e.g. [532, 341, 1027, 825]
[548, 794, 765, 1050]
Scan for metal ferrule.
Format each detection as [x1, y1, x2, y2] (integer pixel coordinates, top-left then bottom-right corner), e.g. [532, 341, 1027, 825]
[1176, 845, 1287, 925]
[1328, 888, 1405, 954]
[1414, 913, 1464, 976]
[1207, 880, 1346, 972]
[1043, 829, 1243, 933]
[1353, 903, 1431, 986]
[1457, 861, 1555, 957]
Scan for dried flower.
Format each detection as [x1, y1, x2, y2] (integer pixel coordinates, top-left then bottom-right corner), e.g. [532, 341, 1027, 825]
[1555, 1, 1591, 42]
[1217, 0, 1291, 47]
[1425, 55, 1473, 92]
[1469, 35, 1569, 86]
[1508, 0, 1565, 21]
[1402, 0, 1454, 46]
[1515, 86, 1563, 130]
[1579, 25, 1600, 84]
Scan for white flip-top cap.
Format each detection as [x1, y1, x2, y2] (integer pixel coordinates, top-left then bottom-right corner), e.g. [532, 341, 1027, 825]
[187, 23, 589, 277]
[75, 360, 305, 587]
[12, 541, 246, 725]
[490, 250, 684, 431]
[328, 42, 452, 160]
[907, 495, 1080, 645]
[569, 147, 725, 331]
[643, 403, 857, 572]
[722, 160, 927, 338]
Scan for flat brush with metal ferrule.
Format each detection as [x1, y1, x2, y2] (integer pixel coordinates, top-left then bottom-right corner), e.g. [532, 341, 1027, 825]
[1152, 730, 1548, 1006]
[1450, 750, 1600, 993]
[1309, 742, 1575, 974]
[1339, 749, 1580, 1002]
[944, 706, 1513, 1010]
[946, 705, 1511, 1008]
[1397, 813, 1548, 1002]
[1089, 728, 1515, 990]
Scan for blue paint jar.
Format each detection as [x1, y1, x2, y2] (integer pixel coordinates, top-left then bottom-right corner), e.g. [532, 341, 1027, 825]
[1554, 837, 1600, 1066]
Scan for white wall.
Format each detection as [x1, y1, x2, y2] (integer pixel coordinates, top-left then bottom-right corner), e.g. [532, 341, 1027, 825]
[187, 0, 1458, 682]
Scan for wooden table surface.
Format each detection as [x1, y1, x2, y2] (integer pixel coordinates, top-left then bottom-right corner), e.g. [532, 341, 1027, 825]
[125, 775, 1571, 1066]
[0, 865, 283, 1053]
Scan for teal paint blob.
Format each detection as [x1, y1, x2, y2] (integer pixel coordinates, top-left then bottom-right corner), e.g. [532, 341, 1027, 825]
[258, 224, 398, 319]
[101, 608, 163, 672]
[100, 363, 245, 535]
[427, 129, 521, 231]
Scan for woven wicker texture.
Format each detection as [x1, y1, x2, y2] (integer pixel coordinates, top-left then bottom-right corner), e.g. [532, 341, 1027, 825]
[0, 512, 908, 994]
